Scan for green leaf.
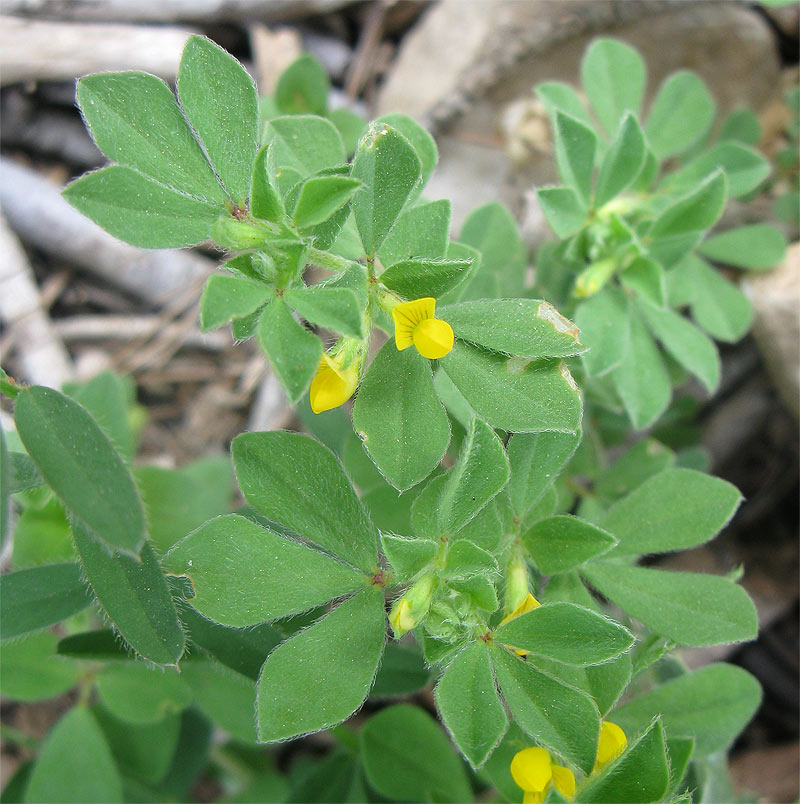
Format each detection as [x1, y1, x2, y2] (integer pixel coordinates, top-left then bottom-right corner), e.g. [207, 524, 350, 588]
[200, 275, 272, 332]
[12, 500, 74, 570]
[522, 515, 617, 574]
[73, 523, 185, 665]
[554, 112, 597, 205]
[698, 224, 787, 270]
[673, 254, 753, 342]
[372, 642, 430, 697]
[284, 285, 363, 338]
[233, 430, 378, 572]
[536, 82, 594, 129]
[580, 563, 758, 646]
[537, 187, 587, 238]
[649, 171, 727, 238]
[360, 704, 473, 803]
[459, 202, 526, 299]
[63, 166, 219, 248]
[257, 587, 386, 741]
[292, 175, 361, 228]
[351, 122, 422, 256]
[442, 299, 584, 359]
[276, 54, 329, 116]
[24, 707, 123, 804]
[75, 71, 224, 204]
[250, 145, 284, 223]
[490, 645, 600, 774]
[377, 199, 451, 267]
[594, 113, 647, 207]
[96, 663, 191, 724]
[600, 468, 741, 556]
[0, 631, 80, 701]
[329, 108, 368, 157]
[65, 371, 137, 464]
[611, 664, 761, 756]
[442, 541, 498, 579]
[595, 438, 675, 502]
[165, 514, 367, 626]
[352, 342, 450, 492]
[645, 70, 716, 159]
[177, 35, 258, 204]
[441, 341, 582, 434]
[14, 385, 145, 556]
[718, 107, 761, 146]
[581, 38, 646, 136]
[619, 257, 665, 306]
[136, 463, 232, 554]
[180, 658, 258, 742]
[507, 431, 580, 516]
[438, 417, 509, 534]
[666, 737, 695, 792]
[638, 301, 720, 393]
[434, 642, 507, 768]
[0, 425, 8, 550]
[265, 115, 345, 179]
[647, 232, 704, 270]
[578, 719, 670, 803]
[665, 143, 770, 199]
[256, 298, 321, 403]
[380, 259, 471, 300]
[178, 605, 281, 680]
[8, 451, 44, 494]
[494, 602, 633, 665]
[376, 113, 438, 191]
[92, 705, 181, 786]
[0, 564, 90, 640]
[57, 629, 128, 662]
[381, 533, 437, 581]
[574, 288, 631, 377]
[611, 308, 671, 430]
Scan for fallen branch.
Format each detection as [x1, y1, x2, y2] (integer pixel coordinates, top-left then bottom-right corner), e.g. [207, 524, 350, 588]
[0, 17, 198, 85]
[3, 0, 356, 24]
[0, 211, 74, 387]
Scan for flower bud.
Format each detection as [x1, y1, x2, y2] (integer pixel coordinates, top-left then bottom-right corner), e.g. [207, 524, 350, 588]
[389, 574, 436, 637]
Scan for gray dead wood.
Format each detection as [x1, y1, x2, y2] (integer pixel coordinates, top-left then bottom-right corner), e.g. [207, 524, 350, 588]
[2, 0, 356, 24]
[0, 211, 74, 387]
[0, 17, 197, 84]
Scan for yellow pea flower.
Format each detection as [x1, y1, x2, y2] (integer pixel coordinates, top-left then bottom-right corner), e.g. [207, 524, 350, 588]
[309, 350, 360, 414]
[510, 746, 575, 803]
[499, 592, 541, 656]
[392, 297, 454, 359]
[593, 721, 627, 773]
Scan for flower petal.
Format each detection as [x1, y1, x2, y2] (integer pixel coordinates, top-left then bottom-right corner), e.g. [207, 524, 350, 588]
[309, 355, 358, 413]
[552, 765, 576, 798]
[413, 318, 454, 359]
[510, 746, 552, 793]
[393, 297, 435, 350]
[594, 721, 627, 771]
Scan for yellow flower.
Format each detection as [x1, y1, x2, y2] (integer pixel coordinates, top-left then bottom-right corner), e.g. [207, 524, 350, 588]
[499, 592, 541, 627]
[309, 352, 359, 414]
[510, 746, 576, 804]
[593, 721, 627, 773]
[392, 297, 454, 359]
[499, 592, 541, 656]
